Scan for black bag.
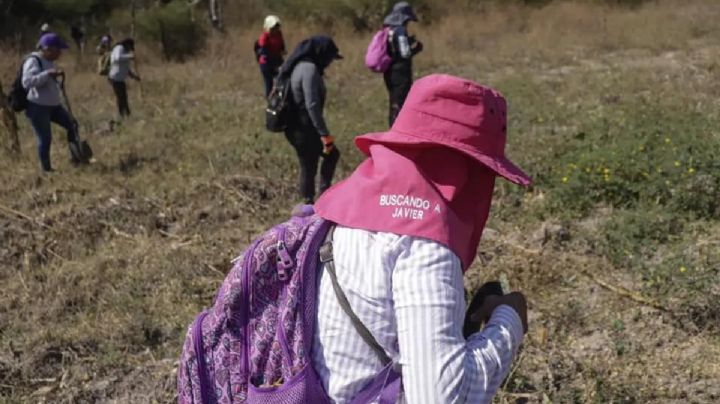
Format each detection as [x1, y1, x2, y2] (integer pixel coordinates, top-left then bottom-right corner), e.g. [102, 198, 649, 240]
[265, 76, 291, 132]
[8, 55, 42, 112]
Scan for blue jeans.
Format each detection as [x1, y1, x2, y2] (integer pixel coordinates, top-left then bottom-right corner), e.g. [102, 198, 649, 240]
[25, 102, 77, 171]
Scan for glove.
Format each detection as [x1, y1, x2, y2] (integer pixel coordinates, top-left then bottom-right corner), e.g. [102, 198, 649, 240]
[321, 135, 335, 155]
[412, 40, 424, 54]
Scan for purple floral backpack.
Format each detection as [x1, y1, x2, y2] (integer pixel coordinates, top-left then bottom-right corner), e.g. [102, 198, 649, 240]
[177, 207, 401, 404]
[365, 28, 392, 73]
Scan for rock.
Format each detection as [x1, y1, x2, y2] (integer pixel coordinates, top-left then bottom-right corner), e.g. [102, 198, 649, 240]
[31, 385, 55, 396]
[532, 222, 571, 247]
[89, 379, 110, 391]
[482, 227, 500, 241]
[93, 120, 116, 136]
[197, 208, 211, 221]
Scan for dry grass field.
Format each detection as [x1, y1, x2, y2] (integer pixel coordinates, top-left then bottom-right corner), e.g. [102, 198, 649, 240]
[1, 1, 719, 402]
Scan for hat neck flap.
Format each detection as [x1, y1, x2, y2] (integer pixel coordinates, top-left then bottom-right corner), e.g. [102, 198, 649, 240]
[315, 144, 495, 271]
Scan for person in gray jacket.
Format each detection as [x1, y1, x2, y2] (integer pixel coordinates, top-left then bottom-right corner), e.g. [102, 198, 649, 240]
[108, 38, 140, 118]
[22, 33, 77, 172]
[280, 36, 343, 204]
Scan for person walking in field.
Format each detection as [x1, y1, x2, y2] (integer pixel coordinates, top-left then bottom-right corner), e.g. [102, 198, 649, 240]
[255, 15, 286, 97]
[95, 35, 113, 77]
[96, 34, 113, 55]
[21, 33, 78, 172]
[70, 24, 85, 54]
[383, 1, 423, 127]
[108, 38, 141, 119]
[281, 36, 342, 204]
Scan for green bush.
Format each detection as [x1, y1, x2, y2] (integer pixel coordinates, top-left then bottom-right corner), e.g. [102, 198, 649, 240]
[548, 105, 720, 219]
[599, 208, 683, 268]
[270, 0, 447, 31]
[44, 0, 94, 17]
[137, 2, 206, 61]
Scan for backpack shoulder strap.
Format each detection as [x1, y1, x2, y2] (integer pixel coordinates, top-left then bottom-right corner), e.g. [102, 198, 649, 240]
[319, 226, 392, 366]
[21, 55, 43, 73]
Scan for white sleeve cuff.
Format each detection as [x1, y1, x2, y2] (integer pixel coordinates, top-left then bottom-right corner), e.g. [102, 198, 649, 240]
[487, 305, 525, 350]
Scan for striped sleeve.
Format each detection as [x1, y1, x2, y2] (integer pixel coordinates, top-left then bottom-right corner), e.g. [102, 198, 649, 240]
[391, 238, 524, 404]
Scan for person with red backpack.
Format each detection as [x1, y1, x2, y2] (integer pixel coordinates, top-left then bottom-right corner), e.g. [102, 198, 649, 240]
[255, 15, 286, 97]
[383, 2, 423, 127]
[178, 74, 530, 404]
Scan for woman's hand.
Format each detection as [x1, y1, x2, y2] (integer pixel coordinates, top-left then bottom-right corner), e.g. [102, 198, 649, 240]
[47, 68, 64, 78]
[321, 135, 335, 155]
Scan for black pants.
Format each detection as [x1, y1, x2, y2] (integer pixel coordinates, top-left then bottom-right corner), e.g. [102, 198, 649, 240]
[383, 66, 412, 127]
[260, 64, 279, 97]
[110, 79, 130, 118]
[284, 123, 340, 204]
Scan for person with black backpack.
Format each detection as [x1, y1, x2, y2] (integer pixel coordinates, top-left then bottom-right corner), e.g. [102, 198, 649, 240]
[279, 36, 343, 204]
[19, 33, 77, 172]
[383, 2, 423, 127]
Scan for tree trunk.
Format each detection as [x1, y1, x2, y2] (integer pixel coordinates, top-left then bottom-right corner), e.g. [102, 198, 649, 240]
[0, 83, 21, 155]
[131, 0, 137, 38]
[209, 0, 224, 32]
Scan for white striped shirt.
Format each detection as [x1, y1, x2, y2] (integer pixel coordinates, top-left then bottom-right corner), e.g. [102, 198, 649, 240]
[311, 226, 524, 403]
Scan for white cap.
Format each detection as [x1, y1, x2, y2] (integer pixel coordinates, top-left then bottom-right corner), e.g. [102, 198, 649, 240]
[41, 23, 50, 32]
[263, 15, 281, 32]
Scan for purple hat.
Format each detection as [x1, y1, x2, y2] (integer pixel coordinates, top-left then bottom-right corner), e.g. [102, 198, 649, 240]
[38, 33, 69, 50]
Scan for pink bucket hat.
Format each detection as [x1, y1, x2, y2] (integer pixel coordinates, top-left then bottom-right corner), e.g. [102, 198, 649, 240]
[356, 74, 532, 185]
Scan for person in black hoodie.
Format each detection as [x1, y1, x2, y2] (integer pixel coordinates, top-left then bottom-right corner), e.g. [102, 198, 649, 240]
[278, 36, 343, 204]
[383, 2, 423, 127]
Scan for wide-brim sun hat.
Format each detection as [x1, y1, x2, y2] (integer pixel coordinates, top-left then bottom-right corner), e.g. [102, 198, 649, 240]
[355, 74, 532, 186]
[393, 1, 418, 21]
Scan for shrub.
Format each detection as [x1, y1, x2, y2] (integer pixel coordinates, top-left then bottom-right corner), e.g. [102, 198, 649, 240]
[44, 0, 95, 17]
[136, 2, 206, 61]
[599, 208, 683, 268]
[548, 105, 720, 220]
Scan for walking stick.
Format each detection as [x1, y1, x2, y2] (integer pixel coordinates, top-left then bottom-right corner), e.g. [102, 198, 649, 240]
[134, 53, 144, 101]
